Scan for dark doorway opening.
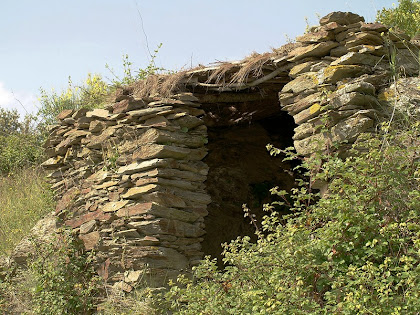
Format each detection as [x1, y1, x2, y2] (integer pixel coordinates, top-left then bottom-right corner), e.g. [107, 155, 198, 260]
[201, 110, 297, 264]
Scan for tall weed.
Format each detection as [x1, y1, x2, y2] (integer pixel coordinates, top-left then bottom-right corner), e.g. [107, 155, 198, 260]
[0, 168, 54, 255]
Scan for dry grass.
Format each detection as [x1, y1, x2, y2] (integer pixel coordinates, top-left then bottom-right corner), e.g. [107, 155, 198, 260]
[131, 70, 193, 99]
[205, 52, 277, 86]
[230, 52, 275, 84]
[127, 41, 302, 99]
[98, 287, 159, 315]
[206, 61, 240, 85]
[0, 167, 54, 255]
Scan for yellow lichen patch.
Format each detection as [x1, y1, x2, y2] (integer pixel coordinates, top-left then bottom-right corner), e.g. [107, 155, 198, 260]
[282, 72, 319, 94]
[310, 73, 319, 84]
[322, 65, 365, 84]
[309, 103, 321, 114]
[378, 90, 395, 101]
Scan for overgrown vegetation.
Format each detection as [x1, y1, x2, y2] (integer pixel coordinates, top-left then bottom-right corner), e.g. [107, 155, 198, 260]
[0, 230, 100, 314]
[1, 1, 419, 313]
[38, 74, 109, 127]
[106, 44, 165, 87]
[38, 44, 165, 128]
[29, 230, 101, 314]
[161, 121, 419, 314]
[0, 109, 43, 174]
[0, 168, 54, 255]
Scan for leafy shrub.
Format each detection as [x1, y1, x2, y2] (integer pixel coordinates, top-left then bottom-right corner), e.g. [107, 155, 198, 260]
[38, 45, 165, 128]
[0, 134, 43, 174]
[162, 123, 420, 314]
[38, 74, 109, 127]
[0, 108, 21, 134]
[0, 229, 101, 314]
[0, 109, 43, 174]
[377, 0, 420, 37]
[29, 229, 101, 314]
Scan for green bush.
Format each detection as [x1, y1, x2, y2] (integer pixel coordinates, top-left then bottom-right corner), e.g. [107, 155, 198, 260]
[162, 123, 420, 314]
[29, 229, 101, 314]
[38, 74, 109, 127]
[0, 133, 43, 174]
[0, 108, 21, 134]
[377, 0, 420, 37]
[38, 46, 165, 128]
[0, 109, 43, 174]
[0, 229, 101, 314]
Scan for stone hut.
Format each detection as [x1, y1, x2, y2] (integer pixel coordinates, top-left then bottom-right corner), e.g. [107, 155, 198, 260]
[40, 12, 419, 290]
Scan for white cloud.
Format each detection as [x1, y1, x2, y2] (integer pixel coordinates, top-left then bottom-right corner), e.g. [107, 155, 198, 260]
[0, 81, 39, 117]
[0, 82, 14, 106]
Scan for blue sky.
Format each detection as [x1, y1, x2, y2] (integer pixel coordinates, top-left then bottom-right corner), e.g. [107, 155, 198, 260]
[0, 0, 395, 116]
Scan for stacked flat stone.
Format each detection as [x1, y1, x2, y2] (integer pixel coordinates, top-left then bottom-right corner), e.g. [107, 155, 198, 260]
[42, 92, 211, 290]
[39, 11, 419, 291]
[276, 11, 418, 157]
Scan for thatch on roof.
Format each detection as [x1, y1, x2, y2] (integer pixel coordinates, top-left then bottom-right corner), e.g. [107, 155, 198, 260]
[128, 42, 300, 99]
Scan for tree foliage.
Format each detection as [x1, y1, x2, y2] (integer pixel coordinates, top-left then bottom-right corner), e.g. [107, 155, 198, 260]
[377, 0, 420, 37]
[0, 109, 43, 174]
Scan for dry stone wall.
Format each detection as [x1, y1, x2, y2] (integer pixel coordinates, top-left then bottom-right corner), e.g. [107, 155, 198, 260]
[276, 11, 418, 163]
[42, 93, 210, 290]
[39, 11, 419, 290]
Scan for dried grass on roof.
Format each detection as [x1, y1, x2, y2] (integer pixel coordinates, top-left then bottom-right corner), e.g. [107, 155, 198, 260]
[230, 52, 275, 84]
[206, 61, 240, 85]
[131, 70, 192, 99]
[129, 41, 301, 98]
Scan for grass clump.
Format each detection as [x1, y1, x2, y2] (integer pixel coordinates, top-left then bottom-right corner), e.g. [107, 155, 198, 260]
[0, 168, 54, 255]
[98, 288, 158, 315]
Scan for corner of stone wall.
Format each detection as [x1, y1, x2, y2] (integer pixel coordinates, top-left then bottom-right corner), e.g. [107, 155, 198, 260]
[42, 92, 210, 290]
[278, 12, 419, 157]
[276, 11, 419, 191]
